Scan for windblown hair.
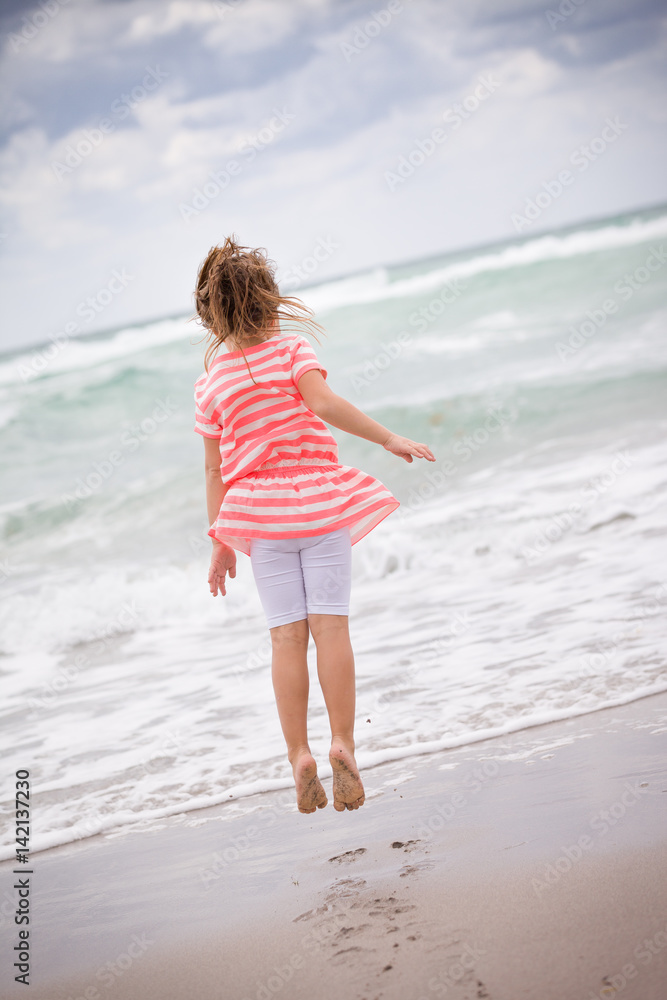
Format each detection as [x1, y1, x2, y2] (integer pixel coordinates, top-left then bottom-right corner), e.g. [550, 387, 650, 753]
[193, 235, 323, 373]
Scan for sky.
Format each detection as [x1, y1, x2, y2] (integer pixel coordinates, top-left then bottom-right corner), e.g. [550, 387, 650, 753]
[0, 0, 665, 352]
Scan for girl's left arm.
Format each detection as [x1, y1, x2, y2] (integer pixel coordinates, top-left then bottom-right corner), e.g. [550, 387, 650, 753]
[204, 436, 236, 596]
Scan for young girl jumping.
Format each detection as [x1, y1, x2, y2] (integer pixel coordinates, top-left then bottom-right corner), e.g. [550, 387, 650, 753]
[193, 237, 435, 815]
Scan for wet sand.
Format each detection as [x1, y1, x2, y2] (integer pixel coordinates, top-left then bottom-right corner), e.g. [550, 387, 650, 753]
[2, 692, 666, 1000]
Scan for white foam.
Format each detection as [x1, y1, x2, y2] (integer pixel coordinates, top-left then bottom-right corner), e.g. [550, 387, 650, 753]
[292, 266, 390, 314]
[0, 317, 194, 387]
[300, 213, 667, 313]
[1, 211, 664, 389]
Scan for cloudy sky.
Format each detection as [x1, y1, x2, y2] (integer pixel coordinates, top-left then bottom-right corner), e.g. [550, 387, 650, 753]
[1, 0, 665, 352]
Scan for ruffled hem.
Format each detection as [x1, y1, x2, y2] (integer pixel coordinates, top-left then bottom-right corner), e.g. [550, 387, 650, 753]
[208, 463, 399, 556]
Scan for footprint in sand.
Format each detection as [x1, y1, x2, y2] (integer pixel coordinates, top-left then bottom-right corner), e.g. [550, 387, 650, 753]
[399, 861, 435, 877]
[328, 848, 367, 864]
[391, 839, 425, 853]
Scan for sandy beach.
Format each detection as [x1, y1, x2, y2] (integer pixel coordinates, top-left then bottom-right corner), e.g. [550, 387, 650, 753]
[2, 692, 666, 1000]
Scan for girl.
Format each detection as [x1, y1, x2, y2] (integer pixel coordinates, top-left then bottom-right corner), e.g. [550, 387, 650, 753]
[193, 237, 435, 815]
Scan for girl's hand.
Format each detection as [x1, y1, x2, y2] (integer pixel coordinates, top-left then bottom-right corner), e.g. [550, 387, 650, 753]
[383, 433, 436, 464]
[208, 542, 237, 596]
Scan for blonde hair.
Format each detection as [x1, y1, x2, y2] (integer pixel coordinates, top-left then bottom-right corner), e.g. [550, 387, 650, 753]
[193, 235, 323, 374]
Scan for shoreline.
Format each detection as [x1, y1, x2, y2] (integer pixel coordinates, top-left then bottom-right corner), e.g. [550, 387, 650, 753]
[7, 679, 667, 865]
[2, 691, 666, 999]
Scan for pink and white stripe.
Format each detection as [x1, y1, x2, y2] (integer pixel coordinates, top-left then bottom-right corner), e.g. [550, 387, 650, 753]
[194, 333, 399, 555]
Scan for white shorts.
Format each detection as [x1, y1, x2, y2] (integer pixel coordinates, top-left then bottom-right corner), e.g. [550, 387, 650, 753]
[249, 527, 352, 628]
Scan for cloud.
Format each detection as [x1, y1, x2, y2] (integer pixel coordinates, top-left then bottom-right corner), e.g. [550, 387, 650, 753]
[0, 0, 666, 350]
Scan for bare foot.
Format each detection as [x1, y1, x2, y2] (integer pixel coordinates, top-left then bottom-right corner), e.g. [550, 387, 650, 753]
[292, 751, 328, 814]
[329, 742, 365, 812]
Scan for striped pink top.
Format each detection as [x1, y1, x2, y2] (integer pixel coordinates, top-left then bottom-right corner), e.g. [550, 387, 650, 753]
[194, 332, 399, 555]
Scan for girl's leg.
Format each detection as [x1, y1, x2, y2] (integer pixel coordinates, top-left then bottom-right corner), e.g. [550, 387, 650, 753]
[250, 538, 327, 814]
[269, 619, 327, 814]
[301, 528, 364, 812]
[308, 614, 365, 811]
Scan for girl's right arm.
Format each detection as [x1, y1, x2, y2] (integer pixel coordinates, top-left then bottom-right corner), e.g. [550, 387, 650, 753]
[297, 369, 435, 464]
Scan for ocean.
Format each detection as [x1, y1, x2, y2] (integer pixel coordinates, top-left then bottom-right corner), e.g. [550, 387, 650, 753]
[1, 202, 666, 858]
